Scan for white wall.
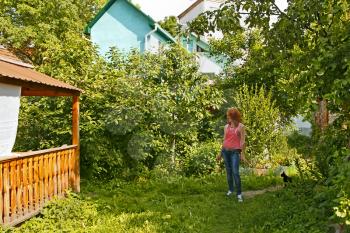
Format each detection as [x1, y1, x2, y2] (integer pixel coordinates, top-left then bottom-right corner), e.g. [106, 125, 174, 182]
[179, 0, 223, 41]
[197, 53, 222, 74]
[0, 83, 21, 156]
[203, 0, 223, 40]
[179, 1, 205, 29]
[146, 34, 161, 53]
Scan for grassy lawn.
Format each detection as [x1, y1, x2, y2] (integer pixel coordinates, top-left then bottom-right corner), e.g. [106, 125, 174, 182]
[8, 173, 332, 233]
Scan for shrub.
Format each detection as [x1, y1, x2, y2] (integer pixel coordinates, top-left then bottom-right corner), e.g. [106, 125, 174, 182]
[11, 192, 98, 232]
[182, 141, 222, 176]
[234, 85, 290, 168]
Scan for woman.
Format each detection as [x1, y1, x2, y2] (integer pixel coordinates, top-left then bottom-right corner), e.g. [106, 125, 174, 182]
[217, 108, 246, 202]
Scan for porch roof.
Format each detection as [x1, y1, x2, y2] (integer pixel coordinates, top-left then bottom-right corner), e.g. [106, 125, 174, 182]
[0, 48, 81, 96]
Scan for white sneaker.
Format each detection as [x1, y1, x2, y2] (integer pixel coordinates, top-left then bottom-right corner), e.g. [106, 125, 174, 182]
[226, 191, 233, 196]
[237, 194, 243, 202]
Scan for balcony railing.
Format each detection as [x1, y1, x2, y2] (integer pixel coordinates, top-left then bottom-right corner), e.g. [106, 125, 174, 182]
[0, 145, 79, 226]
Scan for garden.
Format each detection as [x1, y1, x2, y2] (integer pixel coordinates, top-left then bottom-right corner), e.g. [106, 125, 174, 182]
[0, 0, 349, 232]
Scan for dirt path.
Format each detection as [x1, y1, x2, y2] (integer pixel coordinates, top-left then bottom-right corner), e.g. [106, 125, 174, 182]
[243, 185, 283, 199]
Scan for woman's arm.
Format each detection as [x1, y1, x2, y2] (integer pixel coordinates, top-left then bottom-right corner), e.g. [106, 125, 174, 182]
[217, 125, 228, 161]
[240, 125, 248, 162]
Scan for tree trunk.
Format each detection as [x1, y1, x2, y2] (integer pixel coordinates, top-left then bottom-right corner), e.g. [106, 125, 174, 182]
[315, 98, 329, 130]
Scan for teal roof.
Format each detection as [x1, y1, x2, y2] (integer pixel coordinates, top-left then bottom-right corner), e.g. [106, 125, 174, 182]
[84, 0, 176, 42]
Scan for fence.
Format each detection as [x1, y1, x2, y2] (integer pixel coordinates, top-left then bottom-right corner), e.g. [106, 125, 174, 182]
[0, 145, 79, 226]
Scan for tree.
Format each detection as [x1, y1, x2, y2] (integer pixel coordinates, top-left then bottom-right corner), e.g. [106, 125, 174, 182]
[105, 46, 223, 172]
[188, 0, 350, 226]
[0, 0, 223, 178]
[159, 16, 181, 37]
[189, 0, 350, 124]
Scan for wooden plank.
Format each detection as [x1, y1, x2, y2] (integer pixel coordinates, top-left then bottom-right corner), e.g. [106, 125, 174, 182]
[72, 96, 80, 192]
[60, 151, 65, 192]
[10, 161, 17, 221]
[16, 160, 23, 218]
[33, 157, 39, 210]
[64, 150, 68, 191]
[28, 157, 33, 213]
[0, 163, 3, 224]
[21, 88, 80, 97]
[3, 162, 10, 224]
[44, 154, 49, 202]
[68, 149, 74, 189]
[38, 156, 44, 207]
[48, 153, 52, 200]
[22, 158, 28, 215]
[3, 208, 41, 227]
[60, 150, 64, 192]
[57, 151, 62, 196]
[53, 152, 57, 196]
[0, 145, 77, 163]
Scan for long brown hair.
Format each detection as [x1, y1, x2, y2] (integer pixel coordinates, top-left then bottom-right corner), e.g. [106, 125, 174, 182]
[226, 108, 241, 123]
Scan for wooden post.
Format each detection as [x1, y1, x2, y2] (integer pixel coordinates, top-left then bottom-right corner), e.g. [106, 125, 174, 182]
[72, 96, 80, 192]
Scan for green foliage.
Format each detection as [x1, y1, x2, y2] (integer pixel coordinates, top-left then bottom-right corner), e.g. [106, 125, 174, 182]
[189, 3, 350, 228]
[312, 125, 349, 178]
[158, 16, 181, 37]
[287, 131, 312, 157]
[93, 46, 223, 178]
[0, 0, 223, 178]
[182, 141, 221, 177]
[190, 0, 350, 124]
[8, 192, 98, 232]
[6, 175, 335, 233]
[234, 85, 291, 168]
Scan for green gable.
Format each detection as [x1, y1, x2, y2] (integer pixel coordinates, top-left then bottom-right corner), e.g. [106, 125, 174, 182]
[84, 0, 175, 43]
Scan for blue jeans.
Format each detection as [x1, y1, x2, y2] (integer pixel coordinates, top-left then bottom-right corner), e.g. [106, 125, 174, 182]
[222, 149, 242, 195]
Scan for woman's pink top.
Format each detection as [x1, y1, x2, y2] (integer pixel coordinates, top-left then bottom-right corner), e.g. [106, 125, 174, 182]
[223, 123, 245, 150]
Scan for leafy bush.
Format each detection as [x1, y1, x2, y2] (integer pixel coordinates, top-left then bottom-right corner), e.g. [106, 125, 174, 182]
[1, 0, 223, 179]
[234, 85, 290, 168]
[182, 141, 221, 176]
[287, 131, 312, 157]
[9, 192, 98, 232]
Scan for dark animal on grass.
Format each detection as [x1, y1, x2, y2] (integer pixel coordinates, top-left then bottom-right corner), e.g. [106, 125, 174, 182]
[281, 172, 292, 184]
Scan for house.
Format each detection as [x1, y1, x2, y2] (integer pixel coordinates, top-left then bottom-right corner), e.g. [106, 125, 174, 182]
[85, 0, 223, 75]
[84, 0, 176, 55]
[178, 0, 225, 42]
[178, 0, 225, 74]
[0, 47, 81, 226]
[181, 33, 223, 75]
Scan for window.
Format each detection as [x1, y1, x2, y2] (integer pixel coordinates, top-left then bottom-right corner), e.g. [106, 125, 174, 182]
[196, 45, 205, 52]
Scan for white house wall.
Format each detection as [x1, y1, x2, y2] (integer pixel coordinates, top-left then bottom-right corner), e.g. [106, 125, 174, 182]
[0, 83, 21, 156]
[179, 1, 205, 30]
[179, 0, 223, 42]
[197, 53, 222, 74]
[146, 34, 159, 53]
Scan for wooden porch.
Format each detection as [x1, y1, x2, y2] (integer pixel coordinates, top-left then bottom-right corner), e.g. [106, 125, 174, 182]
[0, 47, 81, 226]
[0, 145, 79, 226]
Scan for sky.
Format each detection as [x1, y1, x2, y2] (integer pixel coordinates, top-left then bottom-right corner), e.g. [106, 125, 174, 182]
[132, 0, 288, 21]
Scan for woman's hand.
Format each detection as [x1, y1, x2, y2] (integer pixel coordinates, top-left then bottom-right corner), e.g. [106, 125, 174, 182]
[216, 152, 222, 161]
[240, 152, 248, 163]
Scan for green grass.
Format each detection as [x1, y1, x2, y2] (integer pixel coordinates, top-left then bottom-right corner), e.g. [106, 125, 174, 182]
[7, 173, 334, 233]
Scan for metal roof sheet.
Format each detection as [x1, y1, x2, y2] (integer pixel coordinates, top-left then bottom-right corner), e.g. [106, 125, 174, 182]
[0, 48, 81, 93]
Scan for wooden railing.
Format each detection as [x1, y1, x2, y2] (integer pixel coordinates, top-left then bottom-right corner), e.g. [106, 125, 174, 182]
[0, 145, 79, 226]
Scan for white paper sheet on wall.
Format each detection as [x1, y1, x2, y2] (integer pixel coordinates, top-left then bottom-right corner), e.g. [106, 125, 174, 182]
[0, 83, 21, 156]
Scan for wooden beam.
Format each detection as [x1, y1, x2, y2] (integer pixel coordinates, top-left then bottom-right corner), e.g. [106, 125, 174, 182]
[21, 88, 79, 97]
[72, 96, 80, 192]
